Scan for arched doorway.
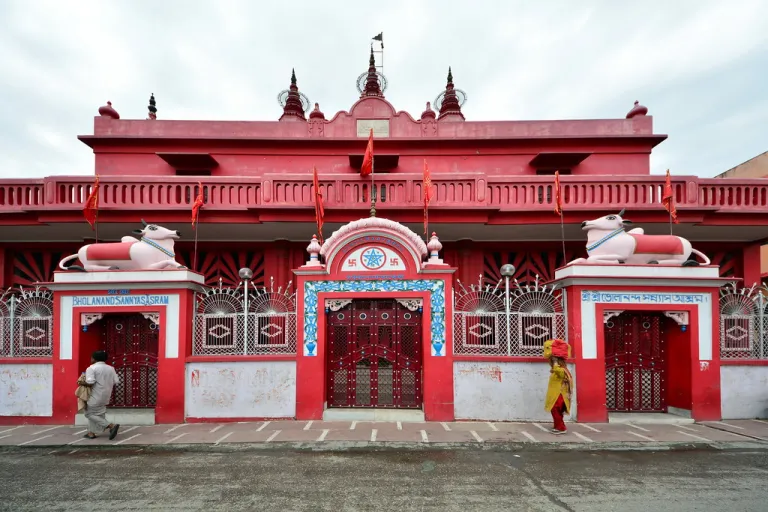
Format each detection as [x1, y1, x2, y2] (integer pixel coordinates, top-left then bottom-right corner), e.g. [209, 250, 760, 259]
[326, 299, 423, 409]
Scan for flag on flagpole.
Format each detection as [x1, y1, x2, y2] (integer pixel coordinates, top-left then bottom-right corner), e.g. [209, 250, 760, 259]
[313, 165, 325, 243]
[83, 175, 100, 230]
[361, 129, 374, 177]
[662, 169, 679, 224]
[191, 182, 205, 228]
[554, 171, 563, 216]
[423, 159, 434, 235]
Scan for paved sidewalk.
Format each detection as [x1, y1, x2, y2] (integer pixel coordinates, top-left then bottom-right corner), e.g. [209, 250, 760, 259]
[1, 418, 767, 449]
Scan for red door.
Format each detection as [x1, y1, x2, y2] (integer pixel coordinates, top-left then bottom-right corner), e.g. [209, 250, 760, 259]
[605, 312, 666, 412]
[327, 300, 422, 408]
[102, 314, 159, 408]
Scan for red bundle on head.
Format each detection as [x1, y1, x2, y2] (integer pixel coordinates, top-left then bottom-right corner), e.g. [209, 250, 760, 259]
[551, 339, 570, 359]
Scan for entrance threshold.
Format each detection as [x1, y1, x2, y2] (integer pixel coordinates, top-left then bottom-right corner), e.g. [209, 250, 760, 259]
[75, 408, 156, 426]
[608, 412, 694, 425]
[323, 408, 426, 422]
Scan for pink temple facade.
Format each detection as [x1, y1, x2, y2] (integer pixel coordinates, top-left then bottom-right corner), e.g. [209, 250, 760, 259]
[1, 52, 767, 425]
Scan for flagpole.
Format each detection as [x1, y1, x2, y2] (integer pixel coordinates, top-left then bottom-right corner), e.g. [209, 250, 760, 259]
[193, 215, 200, 271]
[95, 209, 99, 244]
[560, 212, 567, 263]
[369, 143, 376, 218]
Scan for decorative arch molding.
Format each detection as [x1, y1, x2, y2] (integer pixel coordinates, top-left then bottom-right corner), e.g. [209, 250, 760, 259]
[320, 217, 428, 273]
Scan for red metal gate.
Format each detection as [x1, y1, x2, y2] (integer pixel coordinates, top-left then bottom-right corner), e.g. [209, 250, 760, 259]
[327, 300, 422, 408]
[605, 312, 666, 412]
[102, 314, 159, 408]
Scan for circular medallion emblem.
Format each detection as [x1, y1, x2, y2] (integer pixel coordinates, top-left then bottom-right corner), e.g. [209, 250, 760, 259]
[381, 313, 390, 320]
[361, 247, 386, 270]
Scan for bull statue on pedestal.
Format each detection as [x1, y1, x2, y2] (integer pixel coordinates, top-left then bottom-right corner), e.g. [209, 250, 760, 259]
[569, 209, 710, 266]
[58, 220, 186, 271]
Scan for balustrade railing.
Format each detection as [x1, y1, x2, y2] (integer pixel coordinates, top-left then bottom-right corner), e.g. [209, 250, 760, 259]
[0, 174, 766, 212]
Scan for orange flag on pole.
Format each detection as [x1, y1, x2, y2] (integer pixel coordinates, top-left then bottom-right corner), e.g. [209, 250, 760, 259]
[313, 165, 325, 243]
[662, 169, 679, 224]
[191, 182, 204, 228]
[423, 159, 434, 235]
[83, 175, 100, 230]
[554, 171, 563, 216]
[360, 129, 374, 177]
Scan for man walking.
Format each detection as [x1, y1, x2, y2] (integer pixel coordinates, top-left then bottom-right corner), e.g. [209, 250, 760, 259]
[83, 350, 120, 440]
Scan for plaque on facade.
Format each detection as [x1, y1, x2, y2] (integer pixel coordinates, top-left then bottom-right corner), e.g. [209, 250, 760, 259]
[356, 119, 390, 137]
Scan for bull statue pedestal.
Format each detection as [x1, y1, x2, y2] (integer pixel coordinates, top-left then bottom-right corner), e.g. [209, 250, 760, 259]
[569, 209, 710, 266]
[59, 220, 186, 271]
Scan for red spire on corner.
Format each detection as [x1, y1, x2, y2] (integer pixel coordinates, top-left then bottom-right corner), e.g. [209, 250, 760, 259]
[438, 67, 465, 121]
[361, 129, 374, 177]
[279, 69, 306, 121]
[361, 48, 383, 98]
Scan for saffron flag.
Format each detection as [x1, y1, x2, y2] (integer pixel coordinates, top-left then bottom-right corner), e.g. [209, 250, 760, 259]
[554, 171, 563, 216]
[313, 166, 325, 243]
[83, 175, 100, 230]
[423, 159, 434, 234]
[662, 169, 679, 224]
[191, 182, 204, 228]
[360, 129, 374, 177]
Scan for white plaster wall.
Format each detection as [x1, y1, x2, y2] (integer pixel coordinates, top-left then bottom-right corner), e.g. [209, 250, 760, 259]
[721, 366, 768, 419]
[454, 362, 578, 422]
[185, 361, 296, 419]
[0, 364, 53, 416]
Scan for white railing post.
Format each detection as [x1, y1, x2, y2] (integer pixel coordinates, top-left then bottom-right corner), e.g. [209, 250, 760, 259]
[504, 276, 511, 356]
[242, 280, 249, 356]
[9, 295, 15, 358]
[759, 291, 765, 360]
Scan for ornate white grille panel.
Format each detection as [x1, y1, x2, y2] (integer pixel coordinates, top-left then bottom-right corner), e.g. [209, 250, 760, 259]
[719, 284, 768, 360]
[0, 286, 54, 358]
[193, 278, 297, 356]
[453, 275, 565, 357]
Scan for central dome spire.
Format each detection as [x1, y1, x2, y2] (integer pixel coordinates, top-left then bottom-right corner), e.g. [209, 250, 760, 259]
[360, 47, 384, 98]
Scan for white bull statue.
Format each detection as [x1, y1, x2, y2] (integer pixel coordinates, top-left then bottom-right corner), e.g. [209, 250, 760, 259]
[569, 209, 710, 266]
[59, 220, 186, 271]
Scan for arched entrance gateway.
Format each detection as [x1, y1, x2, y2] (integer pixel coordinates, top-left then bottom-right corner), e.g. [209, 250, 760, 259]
[294, 217, 456, 421]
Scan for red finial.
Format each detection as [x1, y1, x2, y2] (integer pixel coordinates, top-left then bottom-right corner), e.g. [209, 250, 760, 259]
[626, 100, 648, 119]
[98, 101, 120, 119]
[309, 102, 325, 120]
[279, 68, 306, 121]
[361, 47, 383, 98]
[438, 67, 465, 121]
[421, 101, 436, 120]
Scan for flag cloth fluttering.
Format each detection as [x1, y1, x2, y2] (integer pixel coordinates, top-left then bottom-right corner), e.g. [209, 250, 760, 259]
[83, 175, 100, 230]
[554, 171, 563, 216]
[191, 182, 205, 228]
[361, 129, 374, 177]
[313, 166, 325, 243]
[423, 159, 434, 235]
[662, 169, 679, 224]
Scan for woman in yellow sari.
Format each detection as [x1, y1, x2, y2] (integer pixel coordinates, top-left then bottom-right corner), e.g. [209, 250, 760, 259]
[543, 339, 573, 434]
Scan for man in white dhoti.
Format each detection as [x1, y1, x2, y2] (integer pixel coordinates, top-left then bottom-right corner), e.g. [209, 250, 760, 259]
[83, 350, 121, 440]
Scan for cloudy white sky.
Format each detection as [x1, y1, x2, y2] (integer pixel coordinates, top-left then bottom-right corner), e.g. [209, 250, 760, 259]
[0, 0, 766, 179]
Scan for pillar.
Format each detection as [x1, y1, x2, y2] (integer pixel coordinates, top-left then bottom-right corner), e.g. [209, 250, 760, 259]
[742, 242, 762, 287]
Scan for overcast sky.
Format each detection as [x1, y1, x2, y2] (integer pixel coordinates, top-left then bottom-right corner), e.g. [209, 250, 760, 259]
[0, 0, 766, 179]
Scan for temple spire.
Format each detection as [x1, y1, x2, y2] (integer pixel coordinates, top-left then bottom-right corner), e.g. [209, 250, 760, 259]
[279, 68, 306, 121]
[361, 47, 383, 98]
[438, 67, 465, 121]
[147, 93, 157, 120]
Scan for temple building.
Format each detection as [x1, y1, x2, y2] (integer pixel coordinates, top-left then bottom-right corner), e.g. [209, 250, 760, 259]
[1, 49, 767, 426]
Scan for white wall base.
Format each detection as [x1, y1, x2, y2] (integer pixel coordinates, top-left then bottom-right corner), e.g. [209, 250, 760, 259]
[75, 408, 155, 426]
[323, 408, 425, 422]
[721, 365, 768, 419]
[454, 361, 578, 422]
[185, 361, 296, 419]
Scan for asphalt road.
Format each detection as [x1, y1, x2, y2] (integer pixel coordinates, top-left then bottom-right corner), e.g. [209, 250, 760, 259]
[1, 446, 767, 511]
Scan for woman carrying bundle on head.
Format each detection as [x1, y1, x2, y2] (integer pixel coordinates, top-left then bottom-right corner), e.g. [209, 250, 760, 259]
[543, 338, 573, 434]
